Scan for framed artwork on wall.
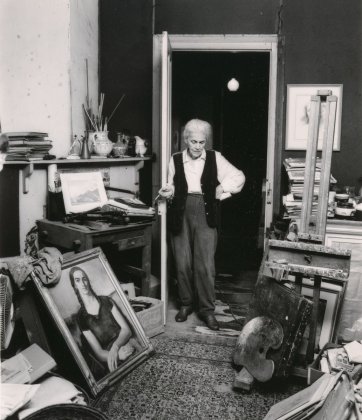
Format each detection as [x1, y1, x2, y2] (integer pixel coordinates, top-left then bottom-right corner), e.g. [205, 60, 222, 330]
[32, 247, 153, 397]
[285, 84, 343, 151]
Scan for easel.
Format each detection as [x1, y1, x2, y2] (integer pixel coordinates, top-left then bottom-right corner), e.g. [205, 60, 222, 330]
[234, 91, 351, 390]
[267, 91, 350, 363]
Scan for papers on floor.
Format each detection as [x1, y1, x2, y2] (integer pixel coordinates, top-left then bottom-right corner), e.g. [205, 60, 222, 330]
[1, 344, 56, 384]
[0, 376, 87, 420]
[0, 384, 39, 420]
[195, 326, 240, 337]
[1, 353, 32, 384]
[17, 376, 86, 420]
[264, 371, 342, 420]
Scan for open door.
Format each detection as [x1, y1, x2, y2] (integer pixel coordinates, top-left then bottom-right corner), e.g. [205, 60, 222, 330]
[158, 31, 172, 320]
[153, 34, 278, 319]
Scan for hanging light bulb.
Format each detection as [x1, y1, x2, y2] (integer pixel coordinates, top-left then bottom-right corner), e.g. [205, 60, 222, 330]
[227, 78, 239, 92]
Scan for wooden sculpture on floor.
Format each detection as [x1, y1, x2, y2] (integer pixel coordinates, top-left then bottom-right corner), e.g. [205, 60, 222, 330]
[232, 273, 313, 390]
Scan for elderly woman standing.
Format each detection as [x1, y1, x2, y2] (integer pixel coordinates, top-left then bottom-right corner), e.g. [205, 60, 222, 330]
[159, 118, 245, 330]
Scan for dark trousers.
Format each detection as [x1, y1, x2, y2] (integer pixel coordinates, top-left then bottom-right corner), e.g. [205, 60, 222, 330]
[170, 195, 217, 314]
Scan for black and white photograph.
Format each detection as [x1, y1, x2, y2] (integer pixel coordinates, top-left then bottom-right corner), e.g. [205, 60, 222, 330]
[0, 1, 361, 419]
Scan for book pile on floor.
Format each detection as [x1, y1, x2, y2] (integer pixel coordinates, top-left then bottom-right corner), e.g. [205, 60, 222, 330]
[264, 370, 359, 419]
[282, 158, 337, 219]
[4, 132, 53, 161]
[265, 340, 362, 419]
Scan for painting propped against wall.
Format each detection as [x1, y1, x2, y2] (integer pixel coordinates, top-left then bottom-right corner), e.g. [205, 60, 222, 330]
[285, 84, 343, 151]
[32, 247, 153, 397]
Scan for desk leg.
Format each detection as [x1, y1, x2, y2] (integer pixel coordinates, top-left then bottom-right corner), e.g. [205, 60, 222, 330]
[141, 226, 152, 296]
[306, 275, 321, 363]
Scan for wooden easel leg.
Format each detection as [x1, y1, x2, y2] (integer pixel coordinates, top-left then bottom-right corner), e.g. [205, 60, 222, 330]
[306, 275, 321, 362]
[295, 273, 303, 295]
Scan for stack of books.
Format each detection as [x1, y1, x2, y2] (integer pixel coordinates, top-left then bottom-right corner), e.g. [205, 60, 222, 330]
[282, 158, 337, 219]
[4, 132, 53, 161]
[264, 371, 349, 420]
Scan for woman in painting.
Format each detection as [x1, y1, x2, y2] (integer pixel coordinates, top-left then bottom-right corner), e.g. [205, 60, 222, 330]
[69, 266, 136, 373]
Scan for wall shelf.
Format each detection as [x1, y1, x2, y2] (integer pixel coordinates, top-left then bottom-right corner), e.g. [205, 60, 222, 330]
[1, 156, 153, 194]
[3, 156, 152, 166]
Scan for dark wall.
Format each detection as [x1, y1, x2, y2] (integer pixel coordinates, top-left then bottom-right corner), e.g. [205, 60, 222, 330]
[100, 0, 362, 203]
[282, 1, 362, 189]
[155, 0, 279, 34]
[100, 0, 154, 203]
[100, 0, 153, 141]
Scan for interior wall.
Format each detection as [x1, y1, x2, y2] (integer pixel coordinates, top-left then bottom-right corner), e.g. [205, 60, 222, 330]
[99, 0, 153, 205]
[69, 0, 99, 139]
[0, 0, 99, 255]
[99, 0, 153, 141]
[0, 0, 72, 159]
[282, 1, 362, 190]
[100, 0, 362, 205]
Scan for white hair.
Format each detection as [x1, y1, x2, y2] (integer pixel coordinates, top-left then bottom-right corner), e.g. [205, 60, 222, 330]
[183, 119, 212, 142]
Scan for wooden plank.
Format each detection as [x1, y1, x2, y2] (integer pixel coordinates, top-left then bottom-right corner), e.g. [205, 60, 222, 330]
[316, 96, 337, 238]
[295, 273, 303, 295]
[306, 275, 321, 362]
[266, 239, 351, 279]
[300, 96, 320, 235]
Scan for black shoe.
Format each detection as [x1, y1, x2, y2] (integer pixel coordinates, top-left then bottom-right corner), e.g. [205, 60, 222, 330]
[199, 313, 219, 331]
[175, 306, 193, 322]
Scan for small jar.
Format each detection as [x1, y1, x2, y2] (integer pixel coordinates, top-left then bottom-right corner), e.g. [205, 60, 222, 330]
[335, 202, 356, 218]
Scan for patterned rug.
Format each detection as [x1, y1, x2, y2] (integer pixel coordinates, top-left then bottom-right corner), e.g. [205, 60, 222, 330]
[95, 335, 305, 419]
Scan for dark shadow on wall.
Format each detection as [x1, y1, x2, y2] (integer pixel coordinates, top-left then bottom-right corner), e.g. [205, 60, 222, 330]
[0, 167, 19, 257]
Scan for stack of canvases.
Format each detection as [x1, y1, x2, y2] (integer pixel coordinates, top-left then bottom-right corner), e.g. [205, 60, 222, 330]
[264, 341, 362, 419]
[282, 158, 337, 219]
[4, 132, 53, 161]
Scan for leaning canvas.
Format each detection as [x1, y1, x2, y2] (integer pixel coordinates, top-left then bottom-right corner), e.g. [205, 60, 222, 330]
[32, 247, 154, 397]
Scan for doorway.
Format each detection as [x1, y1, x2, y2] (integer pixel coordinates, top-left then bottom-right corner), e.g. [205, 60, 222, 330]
[171, 51, 270, 276]
[152, 33, 278, 317]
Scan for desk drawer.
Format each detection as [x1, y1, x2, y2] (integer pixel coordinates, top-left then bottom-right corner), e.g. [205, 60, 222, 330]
[113, 235, 146, 250]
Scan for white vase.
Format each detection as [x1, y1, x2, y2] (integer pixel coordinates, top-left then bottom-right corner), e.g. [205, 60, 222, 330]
[92, 131, 113, 158]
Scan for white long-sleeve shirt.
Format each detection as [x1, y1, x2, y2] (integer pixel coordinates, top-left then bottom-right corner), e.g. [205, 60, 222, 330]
[166, 149, 245, 196]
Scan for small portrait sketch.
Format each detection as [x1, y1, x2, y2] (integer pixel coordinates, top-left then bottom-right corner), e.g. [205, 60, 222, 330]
[285, 85, 342, 150]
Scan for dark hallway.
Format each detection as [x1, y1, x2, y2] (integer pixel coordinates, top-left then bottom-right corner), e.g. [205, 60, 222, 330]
[172, 51, 270, 277]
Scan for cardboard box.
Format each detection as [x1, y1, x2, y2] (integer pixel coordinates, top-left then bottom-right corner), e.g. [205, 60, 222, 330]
[133, 297, 164, 338]
[307, 342, 341, 385]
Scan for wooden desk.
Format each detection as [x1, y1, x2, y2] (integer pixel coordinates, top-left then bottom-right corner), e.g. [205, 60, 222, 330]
[37, 219, 153, 296]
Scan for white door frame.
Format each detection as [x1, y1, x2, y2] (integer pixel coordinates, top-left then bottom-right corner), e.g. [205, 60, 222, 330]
[152, 33, 278, 321]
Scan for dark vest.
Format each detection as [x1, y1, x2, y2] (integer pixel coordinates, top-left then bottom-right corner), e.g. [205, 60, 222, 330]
[168, 150, 219, 233]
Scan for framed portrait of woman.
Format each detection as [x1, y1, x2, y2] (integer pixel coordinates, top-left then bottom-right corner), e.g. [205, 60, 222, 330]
[31, 247, 154, 397]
